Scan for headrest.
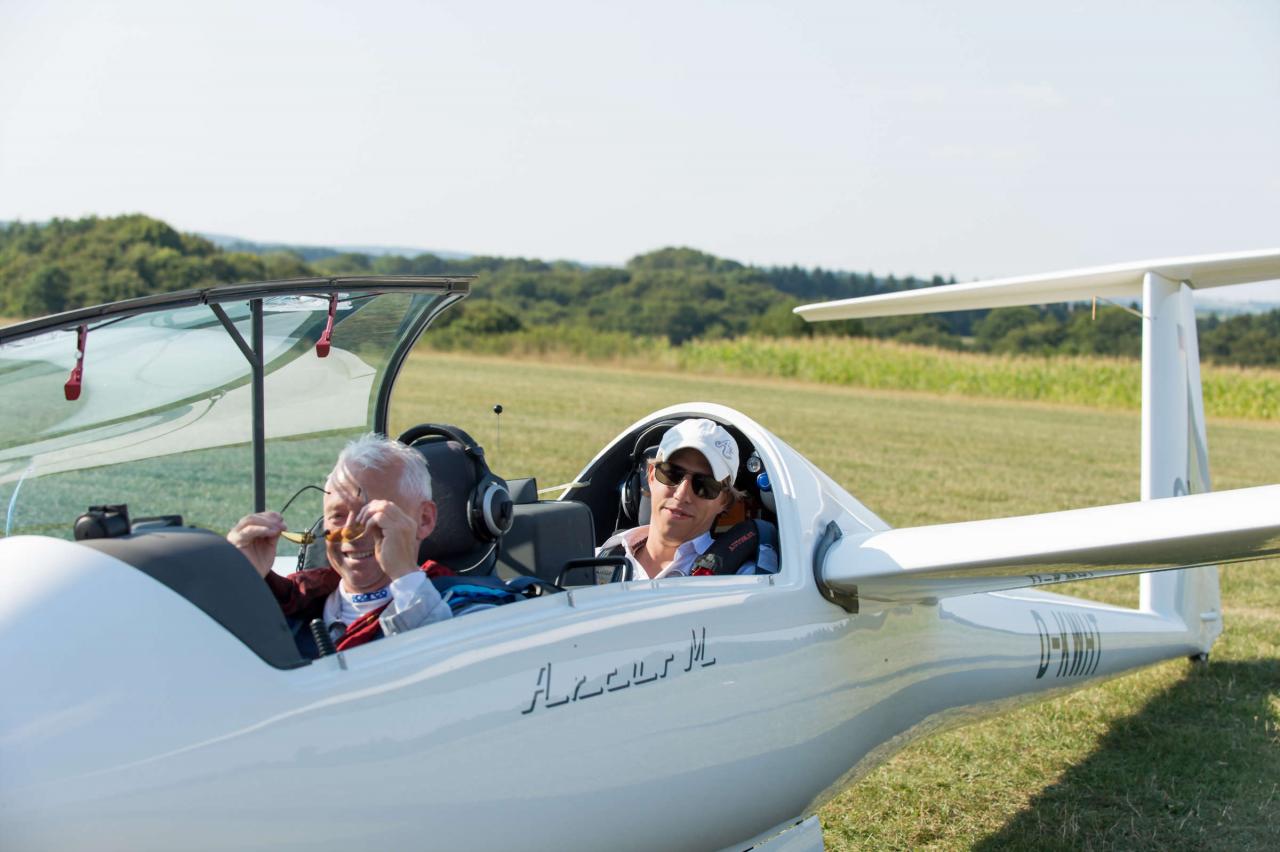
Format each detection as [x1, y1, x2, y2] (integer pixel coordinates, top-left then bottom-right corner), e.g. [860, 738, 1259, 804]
[415, 439, 500, 570]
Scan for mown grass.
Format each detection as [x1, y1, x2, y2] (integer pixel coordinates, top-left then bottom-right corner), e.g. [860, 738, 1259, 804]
[391, 350, 1279, 851]
[423, 331, 1280, 421]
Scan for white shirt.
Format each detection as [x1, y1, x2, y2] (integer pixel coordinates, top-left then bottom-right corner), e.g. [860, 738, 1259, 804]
[595, 526, 716, 579]
[321, 570, 452, 640]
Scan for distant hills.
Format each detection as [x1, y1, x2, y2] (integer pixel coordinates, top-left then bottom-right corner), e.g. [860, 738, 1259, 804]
[1, 214, 1276, 366]
[193, 228, 1279, 318]
[198, 232, 471, 263]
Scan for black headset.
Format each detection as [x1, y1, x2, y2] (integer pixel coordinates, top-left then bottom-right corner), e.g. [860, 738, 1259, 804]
[618, 419, 682, 526]
[396, 423, 514, 542]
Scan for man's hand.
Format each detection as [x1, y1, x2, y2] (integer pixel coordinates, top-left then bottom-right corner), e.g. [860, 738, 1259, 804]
[356, 499, 422, 581]
[227, 512, 286, 579]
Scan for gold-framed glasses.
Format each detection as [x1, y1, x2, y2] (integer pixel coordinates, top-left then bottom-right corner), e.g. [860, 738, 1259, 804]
[278, 484, 327, 545]
[277, 483, 369, 545]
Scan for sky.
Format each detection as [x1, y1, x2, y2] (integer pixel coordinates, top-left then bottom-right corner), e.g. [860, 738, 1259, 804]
[2, 0, 1278, 301]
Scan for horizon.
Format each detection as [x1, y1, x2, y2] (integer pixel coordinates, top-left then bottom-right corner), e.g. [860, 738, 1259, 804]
[4, 212, 1278, 311]
[201, 222, 1280, 310]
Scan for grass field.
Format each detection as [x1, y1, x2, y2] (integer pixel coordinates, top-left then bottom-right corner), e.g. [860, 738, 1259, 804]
[392, 350, 1280, 851]
[423, 330, 1280, 420]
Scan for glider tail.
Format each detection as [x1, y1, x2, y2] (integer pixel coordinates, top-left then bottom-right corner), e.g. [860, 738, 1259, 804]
[797, 250, 1280, 653]
[1141, 276, 1218, 650]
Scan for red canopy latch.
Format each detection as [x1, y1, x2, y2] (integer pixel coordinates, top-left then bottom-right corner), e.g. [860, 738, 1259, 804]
[64, 324, 88, 401]
[316, 294, 338, 358]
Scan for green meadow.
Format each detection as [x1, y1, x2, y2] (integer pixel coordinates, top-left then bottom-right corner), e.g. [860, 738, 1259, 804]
[422, 331, 1280, 421]
[393, 350, 1280, 852]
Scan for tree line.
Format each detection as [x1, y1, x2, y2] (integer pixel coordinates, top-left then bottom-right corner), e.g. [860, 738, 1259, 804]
[1, 215, 1276, 366]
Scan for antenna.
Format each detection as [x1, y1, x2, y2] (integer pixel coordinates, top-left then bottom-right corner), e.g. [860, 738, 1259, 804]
[492, 404, 503, 468]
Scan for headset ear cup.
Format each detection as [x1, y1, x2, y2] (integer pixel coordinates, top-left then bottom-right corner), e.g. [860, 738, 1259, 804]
[620, 472, 635, 523]
[480, 479, 514, 539]
[470, 475, 514, 541]
[620, 452, 656, 524]
[621, 463, 648, 524]
[492, 486, 514, 536]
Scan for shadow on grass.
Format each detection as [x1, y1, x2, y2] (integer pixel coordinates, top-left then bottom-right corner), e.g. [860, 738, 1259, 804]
[975, 659, 1280, 852]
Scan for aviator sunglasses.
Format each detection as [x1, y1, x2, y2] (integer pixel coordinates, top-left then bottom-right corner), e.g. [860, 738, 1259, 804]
[276, 484, 367, 545]
[652, 461, 728, 501]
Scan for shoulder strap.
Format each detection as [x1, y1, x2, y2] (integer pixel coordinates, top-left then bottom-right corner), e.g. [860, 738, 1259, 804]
[334, 603, 391, 651]
[756, 519, 778, 553]
[691, 520, 763, 576]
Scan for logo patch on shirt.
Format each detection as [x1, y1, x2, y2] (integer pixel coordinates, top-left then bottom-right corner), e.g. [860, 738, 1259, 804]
[351, 588, 390, 604]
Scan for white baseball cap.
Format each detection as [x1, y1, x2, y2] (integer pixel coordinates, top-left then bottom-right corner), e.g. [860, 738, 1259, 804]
[656, 419, 739, 484]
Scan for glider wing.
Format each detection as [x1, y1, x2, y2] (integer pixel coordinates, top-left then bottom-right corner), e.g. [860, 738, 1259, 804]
[819, 485, 1280, 606]
[793, 249, 1280, 321]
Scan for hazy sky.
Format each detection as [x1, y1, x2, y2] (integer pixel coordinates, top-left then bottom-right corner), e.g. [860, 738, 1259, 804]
[2, 0, 1277, 298]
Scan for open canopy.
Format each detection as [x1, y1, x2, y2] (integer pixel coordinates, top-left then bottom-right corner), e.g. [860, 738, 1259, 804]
[0, 277, 471, 539]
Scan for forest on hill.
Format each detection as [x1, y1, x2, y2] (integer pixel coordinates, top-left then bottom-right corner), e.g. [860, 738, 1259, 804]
[1, 214, 1277, 366]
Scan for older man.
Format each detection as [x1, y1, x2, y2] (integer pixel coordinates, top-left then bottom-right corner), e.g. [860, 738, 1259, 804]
[228, 433, 452, 654]
[598, 418, 777, 579]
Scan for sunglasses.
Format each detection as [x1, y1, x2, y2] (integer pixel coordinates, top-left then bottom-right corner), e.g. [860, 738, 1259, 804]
[276, 484, 367, 545]
[652, 461, 727, 500]
[280, 525, 367, 546]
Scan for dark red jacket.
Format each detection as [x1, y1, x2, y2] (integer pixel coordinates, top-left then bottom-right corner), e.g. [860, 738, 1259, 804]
[265, 560, 454, 651]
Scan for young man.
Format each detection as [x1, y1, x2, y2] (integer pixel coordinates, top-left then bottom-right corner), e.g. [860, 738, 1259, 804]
[227, 433, 452, 653]
[598, 418, 774, 579]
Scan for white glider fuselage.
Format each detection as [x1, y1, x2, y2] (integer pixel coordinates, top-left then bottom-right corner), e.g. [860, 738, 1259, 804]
[0, 405, 1228, 852]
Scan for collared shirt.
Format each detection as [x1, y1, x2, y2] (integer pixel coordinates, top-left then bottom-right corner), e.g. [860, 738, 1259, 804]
[596, 526, 716, 579]
[321, 570, 451, 639]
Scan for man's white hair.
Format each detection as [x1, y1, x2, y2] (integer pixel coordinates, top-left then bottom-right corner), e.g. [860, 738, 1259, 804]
[327, 433, 433, 502]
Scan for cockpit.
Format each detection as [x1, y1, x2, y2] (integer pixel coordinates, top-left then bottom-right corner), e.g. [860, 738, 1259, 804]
[0, 278, 785, 671]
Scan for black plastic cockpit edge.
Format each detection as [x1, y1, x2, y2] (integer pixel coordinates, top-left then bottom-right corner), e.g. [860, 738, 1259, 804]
[814, 520, 857, 613]
[79, 528, 310, 670]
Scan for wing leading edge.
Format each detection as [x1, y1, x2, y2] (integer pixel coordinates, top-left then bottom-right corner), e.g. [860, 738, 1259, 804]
[819, 485, 1280, 607]
[793, 249, 1280, 322]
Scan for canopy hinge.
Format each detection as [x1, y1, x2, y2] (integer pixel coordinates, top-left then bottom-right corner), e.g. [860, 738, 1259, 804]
[64, 324, 87, 401]
[316, 294, 338, 357]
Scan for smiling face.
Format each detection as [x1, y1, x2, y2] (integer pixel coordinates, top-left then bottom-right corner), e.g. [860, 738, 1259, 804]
[322, 461, 429, 594]
[647, 448, 731, 545]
